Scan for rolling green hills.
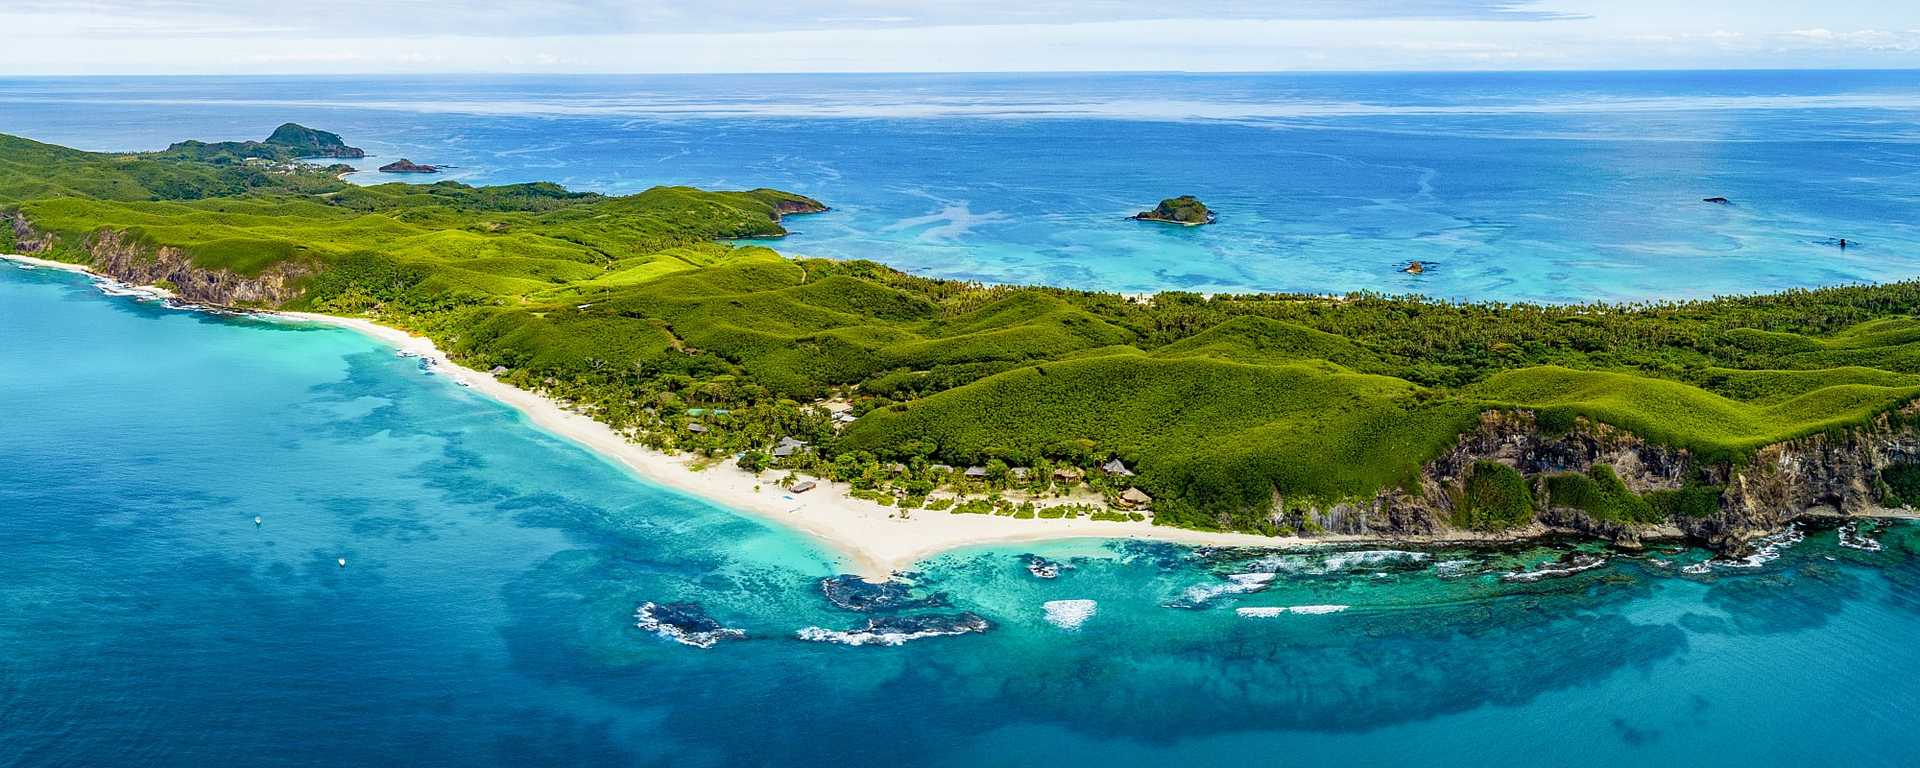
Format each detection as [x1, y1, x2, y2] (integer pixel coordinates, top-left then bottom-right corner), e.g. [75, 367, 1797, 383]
[8, 128, 1920, 533]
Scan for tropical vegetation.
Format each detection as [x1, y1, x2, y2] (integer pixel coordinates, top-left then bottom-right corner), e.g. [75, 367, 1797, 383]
[8, 128, 1920, 533]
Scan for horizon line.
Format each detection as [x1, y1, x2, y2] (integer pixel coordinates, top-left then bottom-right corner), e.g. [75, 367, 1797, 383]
[5, 66, 1919, 78]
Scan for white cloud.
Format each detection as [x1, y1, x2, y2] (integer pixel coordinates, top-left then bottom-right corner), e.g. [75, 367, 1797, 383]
[1, 1, 1917, 73]
[1783, 28, 1920, 50]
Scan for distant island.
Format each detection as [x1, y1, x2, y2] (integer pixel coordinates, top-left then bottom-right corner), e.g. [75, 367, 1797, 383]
[5, 126, 1919, 571]
[1131, 195, 1215, 226]
[159, 122, 364, 164]
[378, 159, 439, 174]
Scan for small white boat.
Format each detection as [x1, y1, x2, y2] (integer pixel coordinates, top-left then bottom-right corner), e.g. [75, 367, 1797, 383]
[254, 515, 262, 526]
[337, 558, 347, 568]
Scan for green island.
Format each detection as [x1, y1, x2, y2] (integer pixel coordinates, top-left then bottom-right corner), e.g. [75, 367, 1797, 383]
[6, 126, 1920, 547]
[1131, 195, 1215, 225]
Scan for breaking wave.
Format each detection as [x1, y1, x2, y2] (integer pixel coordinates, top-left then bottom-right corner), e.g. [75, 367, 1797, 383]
[1500, 552, 1608, 583]
[635, 601, 746, 649]
[1248, 549, 1432, 576]
[1683, 525, 1806, 573]
[796, 612, 992, 646]
[1838, 522, 1884, 552]
[1168, 572, 1276, 609]
[1236, 605, 1349, 617]
[1042, 599, 1097, 631]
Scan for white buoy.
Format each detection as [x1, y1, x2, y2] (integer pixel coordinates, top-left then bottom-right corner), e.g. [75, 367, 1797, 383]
[254, 516, 263, 526]
[338, 558, 347, 568]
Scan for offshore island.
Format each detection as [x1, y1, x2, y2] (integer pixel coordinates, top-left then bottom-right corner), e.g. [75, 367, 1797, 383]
[6, 125, 1920, 576]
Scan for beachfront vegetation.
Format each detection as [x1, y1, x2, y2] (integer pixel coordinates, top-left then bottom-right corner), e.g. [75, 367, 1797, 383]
[8, 128, 1920, 533]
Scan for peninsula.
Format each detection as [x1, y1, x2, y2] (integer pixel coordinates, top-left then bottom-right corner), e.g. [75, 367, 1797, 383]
[6, 128, 1919, 573]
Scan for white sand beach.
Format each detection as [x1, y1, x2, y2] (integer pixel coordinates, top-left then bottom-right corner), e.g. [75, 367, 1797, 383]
[277, 312, 1336, 577]
[2, 251, 1372, 578]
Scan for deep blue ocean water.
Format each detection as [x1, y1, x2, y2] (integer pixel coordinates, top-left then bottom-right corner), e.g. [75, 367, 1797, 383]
[6, 73, 1920, 766]
[3, 71, 1920, 301]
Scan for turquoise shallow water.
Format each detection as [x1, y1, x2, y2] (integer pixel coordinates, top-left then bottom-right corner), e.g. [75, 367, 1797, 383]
[4, 71, 1920, 301]
[5, 264, 1920, 766]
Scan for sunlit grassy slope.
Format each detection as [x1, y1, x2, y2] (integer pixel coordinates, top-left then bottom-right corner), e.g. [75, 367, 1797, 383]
[9, 128, 1920, 531]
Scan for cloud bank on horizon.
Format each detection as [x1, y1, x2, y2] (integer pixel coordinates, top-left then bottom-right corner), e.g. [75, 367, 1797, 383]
[2, 0, 1915, 73]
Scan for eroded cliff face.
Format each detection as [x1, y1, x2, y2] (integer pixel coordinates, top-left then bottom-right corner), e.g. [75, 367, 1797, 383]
[7, 212, 309, 307]
[1709, 412, 1920, 544]
[772, 198, 829, 217]
[1278, 408, 1919, 552]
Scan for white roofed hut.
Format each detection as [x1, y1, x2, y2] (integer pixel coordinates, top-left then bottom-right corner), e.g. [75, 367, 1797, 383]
[1102, 459, 1135, 477]
[1119, 487, 1153, 509]
[771, 437, 809, 458]
[963, 466, 989, 480]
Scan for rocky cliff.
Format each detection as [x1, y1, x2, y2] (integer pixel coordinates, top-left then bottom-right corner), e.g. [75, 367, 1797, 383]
[1277, 408, 1918, 553]
[7, 212, 309, 306]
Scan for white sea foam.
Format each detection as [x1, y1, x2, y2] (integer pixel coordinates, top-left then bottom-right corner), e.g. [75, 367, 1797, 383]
[635, 602, 745, 649]
[1500, 554, 1608, 583]
[1433, 559, 1477, 578]
[1042, 599, 1098, 631]
[1177, 572, 1276, 606]
[1685, 525, 1806, 572]
[1251, 549, 1431, 576]
[1838, 523, 1884, 552]
[795, 614, 991, 647]
[1236, 604, 1349, 618]
[91, 277, 166, 301]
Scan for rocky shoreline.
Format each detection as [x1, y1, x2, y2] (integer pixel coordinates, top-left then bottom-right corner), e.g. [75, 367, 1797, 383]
[1277, 409, 1919, 558]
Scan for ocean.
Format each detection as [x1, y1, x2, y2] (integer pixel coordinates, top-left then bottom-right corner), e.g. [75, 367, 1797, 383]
[4, 71, 1920, 301]
[4, 72, 1920, 766]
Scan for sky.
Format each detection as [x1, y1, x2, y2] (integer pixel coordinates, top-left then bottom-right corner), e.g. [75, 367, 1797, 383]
[1, 0, 1916, 74]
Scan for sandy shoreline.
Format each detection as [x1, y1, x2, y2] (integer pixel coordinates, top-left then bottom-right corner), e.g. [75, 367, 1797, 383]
[274, 311, 1357, 577]
[286, 313, 1361, 574]
[13, 252, 1912, 578]
[3, 252, 1343, 577]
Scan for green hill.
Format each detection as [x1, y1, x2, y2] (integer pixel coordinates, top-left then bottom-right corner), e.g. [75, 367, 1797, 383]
[8, 127, 1920, 535]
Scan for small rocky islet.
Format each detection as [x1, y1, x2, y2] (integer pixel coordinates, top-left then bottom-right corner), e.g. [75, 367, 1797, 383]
[378, 159, 440, 174]
[1130, 195, 1216, 226]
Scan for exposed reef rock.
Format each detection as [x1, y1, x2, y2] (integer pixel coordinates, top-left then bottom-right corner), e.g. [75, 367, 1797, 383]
[1703, 196, 1731, 204]
[378, 159, 439, 174]
[1131, 195, 1215, 226]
